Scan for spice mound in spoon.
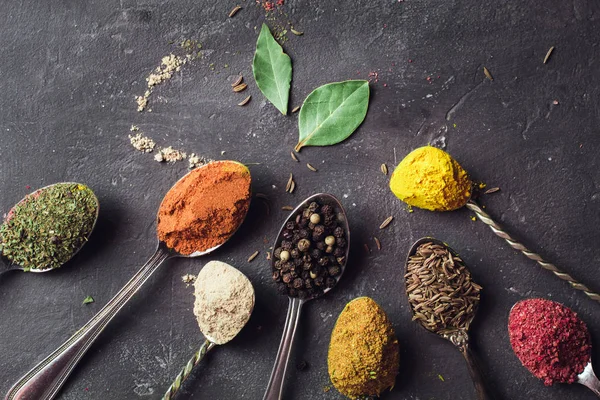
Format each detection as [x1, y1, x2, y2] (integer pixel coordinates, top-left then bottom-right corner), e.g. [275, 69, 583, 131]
[271, 200, 348, 299]
[328, 297, 399, 399]
[406, 241, 481, 335]
[389, 146, 471, 211]
[508, 298, 592, 386]
[0, 183, 98, 271]
[157, 161, 251, 255]
[193, 260, 255, 344]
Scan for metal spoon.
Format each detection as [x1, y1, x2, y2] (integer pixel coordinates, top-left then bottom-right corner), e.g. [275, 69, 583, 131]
[1, 182, 99, 274]
[161, 262, 255, 400]
[406, 237, 493, 400]
[4, 161, 251, 400]
[262, 193, 350, 400]
[508, 302, 600, 397]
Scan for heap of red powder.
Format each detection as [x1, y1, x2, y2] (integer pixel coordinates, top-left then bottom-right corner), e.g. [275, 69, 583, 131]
[508, 298, 591, 386]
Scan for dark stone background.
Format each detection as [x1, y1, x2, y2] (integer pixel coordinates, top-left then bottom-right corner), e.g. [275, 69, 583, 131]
[1, 0, 599, 399]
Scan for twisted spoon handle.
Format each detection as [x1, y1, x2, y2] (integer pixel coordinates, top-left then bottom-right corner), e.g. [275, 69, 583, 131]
[4, 248, 170, 400]
[466, 200, 600, 303]
[161, 340, 216, 400]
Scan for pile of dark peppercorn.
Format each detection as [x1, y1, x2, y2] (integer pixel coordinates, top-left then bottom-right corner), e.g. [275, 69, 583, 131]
[272, 201, 348, 299]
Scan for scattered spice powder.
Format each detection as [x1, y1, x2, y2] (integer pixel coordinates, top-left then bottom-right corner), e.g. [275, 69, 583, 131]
[157, 161, 251, 255]
[508, 298, 591, 386]
[129, 133, 156, 153]
[328, 297, 399, 399]
[136, 54, 187, 112]
[154, 146, 187, 163]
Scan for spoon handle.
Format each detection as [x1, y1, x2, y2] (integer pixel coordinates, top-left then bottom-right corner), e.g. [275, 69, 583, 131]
[262, 297, 304, 400]
[579, 363, 600, 397]
[162, 339, 217, 400]
[466, 200, 600, 303]
[4, 248, 170, 400]
[459, 343, 494, 400]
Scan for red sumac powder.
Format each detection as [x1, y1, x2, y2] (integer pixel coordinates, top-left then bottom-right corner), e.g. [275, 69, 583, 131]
[508, 298, 591, 386]
[157, 161, 251, 255]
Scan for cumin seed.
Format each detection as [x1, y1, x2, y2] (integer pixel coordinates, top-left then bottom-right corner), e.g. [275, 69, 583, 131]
[379, 216, 394, 229]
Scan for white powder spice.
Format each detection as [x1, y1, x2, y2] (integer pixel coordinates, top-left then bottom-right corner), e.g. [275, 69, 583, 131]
[193, 261, 255, 344]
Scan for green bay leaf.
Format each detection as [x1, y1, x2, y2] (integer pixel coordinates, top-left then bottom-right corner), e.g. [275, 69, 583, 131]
[252, 23, 292, 115]
[295, 80, 370, 152]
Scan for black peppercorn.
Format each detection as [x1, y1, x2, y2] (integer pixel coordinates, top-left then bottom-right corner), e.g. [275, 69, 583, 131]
[289, 269, 298, 278]
[302, 262, 312, 271]
[316, 241, 325, 251]
[310, 248, 322, 260]
[324, 214, 336, 227]
[281, 262, 292, 273]
[301, 271, 310, 280]
[290, 249, 300, 259]
[295, 214, 302, 224]
[308, 202, 319, 212]
[336, 237, 347, 248]
[282, 229, 293, 240]
[336, 256, 346, 266]
[281, 240, 293, 250]
[274, 247, 283, 259]
[293, 278, 304, 289]
[325, 277, 336, 288]
[272, 271, 281, 281]
[288, 288, 297, 297]
[327, 265, 341, 276]
[304, 279, 313, 289]
[285, 221, 296, 230]
[333, 247, 345, 257]
[294, 258, 303, 268]
[318, 257, 330, 267]
[274, 260, 283, 270]
[314, 276, 325, 287]
[302, 254, 312, 263]
[303, 208, 312, 219]
[282, 273, 292, 283]
[321, 204, 333, 215]
[298, 217, 309, 228]
[299, 229, 309, 239]
[334, 227, 344, 238]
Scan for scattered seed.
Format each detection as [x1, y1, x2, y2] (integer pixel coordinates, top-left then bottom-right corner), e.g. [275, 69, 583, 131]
[374, 237, 381, 250]
[379, 216, 394, 229]
[291, 28, 303, 36]
[292, 106, 300, 113]
[281, 205, 294, 211]
[380, 163, 388, 175]
[266, 251, 271, 260]
[231, 75, 243, 87]
[484, 187, 500, 194]
[483, 66, 493, 81]
[233, 83, 248, 92]
[306, 163, 317, 172]
[543, 46, 554, 64]
[291, 151, 299, 162]
[228, 5, 242, 17]
[289, 180, 296, 193]
[285, 173, 293, 192]
[248, 251, 259, 262]
[238, 95, 251, 106]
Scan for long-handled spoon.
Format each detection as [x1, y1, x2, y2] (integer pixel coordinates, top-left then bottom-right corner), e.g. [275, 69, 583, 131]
[1, 182, 99, 274]
[4, 161, 251, 400]
[405, 237, 493, 400]
[161, 261, 255, 400]
[262, 193, 350, 400]
[508, 299, 600, 397]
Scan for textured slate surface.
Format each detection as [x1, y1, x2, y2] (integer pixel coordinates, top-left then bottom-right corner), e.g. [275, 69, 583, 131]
[1, 0, 600, 399]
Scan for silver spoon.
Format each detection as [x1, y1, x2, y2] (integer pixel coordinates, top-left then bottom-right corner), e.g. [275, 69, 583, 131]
[4, 161, 251, 400]
[1, 182, 99, 274]
[406, 237, 493, 400]
[508, 302, 600, 397]
[161, 261, 255, 400]
[263, 193, 350, 400]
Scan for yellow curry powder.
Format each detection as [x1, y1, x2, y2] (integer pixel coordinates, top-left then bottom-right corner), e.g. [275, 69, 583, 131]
[328, 297, 400, 399]
[389, 146, 472, 211]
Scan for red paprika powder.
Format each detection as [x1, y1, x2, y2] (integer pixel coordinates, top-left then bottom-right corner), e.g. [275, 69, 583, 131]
[157, 161, 251, 255]
[508, 298, 591, 386]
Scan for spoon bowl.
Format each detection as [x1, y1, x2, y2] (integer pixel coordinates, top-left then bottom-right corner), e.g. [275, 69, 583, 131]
[5, 160, 251, 400]
[405, 237, 492, 400]
[263, 193, 349, 400]
[1, 182, 99, 274]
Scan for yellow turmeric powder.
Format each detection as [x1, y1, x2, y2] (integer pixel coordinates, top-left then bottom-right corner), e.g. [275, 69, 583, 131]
[328, 297, 400, 399]
[389, 146, 472, 211]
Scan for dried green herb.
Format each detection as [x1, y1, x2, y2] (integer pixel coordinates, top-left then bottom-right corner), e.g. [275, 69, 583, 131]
[252, 23, 292, 115]
[83, 296, 95, 305]
[0, 183, 98, 271]
[295, 80, 370, 151]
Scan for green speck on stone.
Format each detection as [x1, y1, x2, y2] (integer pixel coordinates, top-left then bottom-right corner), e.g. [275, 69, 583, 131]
[438, 374, 445, 382]
[83, 296, 94, 305]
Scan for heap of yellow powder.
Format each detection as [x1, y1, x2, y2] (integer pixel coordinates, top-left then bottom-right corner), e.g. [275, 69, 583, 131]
[328, 297, 400, 399]
[389, 146, 472, 211]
